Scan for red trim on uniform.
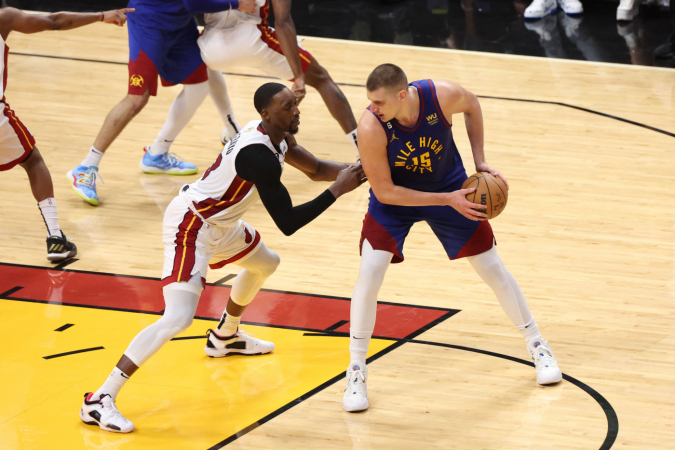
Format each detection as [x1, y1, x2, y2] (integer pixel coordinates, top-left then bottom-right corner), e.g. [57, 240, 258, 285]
[161, 210, 205, 287]
[257, 124, 267, 135]
[209, 230, 262, 269]
[453, 221, 495, 260]
[128, 50, 158, 96]
[359, 212, 404, 264]
[428, 79, 452, 129]
[0, 99, 36, 171]
[192, 175, 254, 220]
[160, 62, 208, 87]
[202, 153, 223, 180]
[259, 1, 270, 25]
[256, 24, 312, 79]
[393, 83, 424, 133]
[3, 45, 9, 95]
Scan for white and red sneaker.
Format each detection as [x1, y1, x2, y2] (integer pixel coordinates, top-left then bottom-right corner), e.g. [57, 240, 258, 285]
[79, 393, 134, 433]
[204, 326, 275, 358]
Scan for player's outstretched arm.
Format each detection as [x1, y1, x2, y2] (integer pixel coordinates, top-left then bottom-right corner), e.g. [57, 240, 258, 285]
[359, 110, 487, 220]
[0, 8, 134, 39]
[271, 0, 306, 103]
[284, 133, 362, 182]
[235, 145, 364, 236]
[434, 80, 509, 189]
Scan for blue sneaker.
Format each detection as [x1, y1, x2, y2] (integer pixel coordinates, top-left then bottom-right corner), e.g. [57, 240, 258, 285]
[139, 146, 198, 175]
[67, 165, 102, 206]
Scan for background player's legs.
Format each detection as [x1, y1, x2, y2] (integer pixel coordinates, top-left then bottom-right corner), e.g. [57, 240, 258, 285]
[148, 81, 209, 155]
[19, 147, 77, 260]
[303, 57, 359, 157]
[207, 69, 241, 142]
[214, 242, 280, 337]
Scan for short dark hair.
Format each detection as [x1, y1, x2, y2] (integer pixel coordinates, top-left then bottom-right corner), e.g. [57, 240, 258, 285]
[254, 82, 288, 113]
[366, 64, 408, 93]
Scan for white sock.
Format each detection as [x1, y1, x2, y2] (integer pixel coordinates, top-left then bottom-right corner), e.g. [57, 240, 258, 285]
[216, 313, 241, 337]
[349, 330, 371, 368]
[207, 68, 240, 137]
[517, 318, 542, 342]
[81, 146, 103, 168]
[347, 128, 359, 160]
[150, 81, 210, 156]
[93, 367, 129, 401]
[38, 198, 60, 237]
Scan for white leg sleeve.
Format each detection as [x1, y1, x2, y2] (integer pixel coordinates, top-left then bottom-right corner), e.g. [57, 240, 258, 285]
[149, 81, 210, 155]
[349, 239, 393, 366]
[229, 242, 280, 307]
[467, 247, 541, 341]
[124, 285, 201, 367]
[207, 68, 241, 138]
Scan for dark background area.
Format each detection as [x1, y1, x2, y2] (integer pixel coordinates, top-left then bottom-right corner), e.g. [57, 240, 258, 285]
[3, 0, 674, 68]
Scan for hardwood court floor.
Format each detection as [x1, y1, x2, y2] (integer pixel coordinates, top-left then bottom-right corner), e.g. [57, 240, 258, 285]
[0, 22, 674, 450]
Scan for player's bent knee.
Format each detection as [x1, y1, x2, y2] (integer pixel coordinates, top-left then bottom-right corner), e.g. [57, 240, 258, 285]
[305, 63, 331, 88]
[126, 91, 150, 115]
[259, 249, 281, 278]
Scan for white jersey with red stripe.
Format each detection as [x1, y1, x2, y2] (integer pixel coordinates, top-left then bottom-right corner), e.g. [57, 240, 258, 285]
[180, 119, 287, 227]
[204, 0, 269, 30]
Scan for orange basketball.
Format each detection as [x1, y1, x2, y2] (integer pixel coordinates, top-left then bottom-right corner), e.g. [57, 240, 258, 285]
[461, 172, 508, 219]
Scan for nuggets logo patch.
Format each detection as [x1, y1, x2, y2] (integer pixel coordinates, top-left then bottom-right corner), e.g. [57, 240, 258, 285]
[426, 113, 439, 126]
[129, 74, 144, 88]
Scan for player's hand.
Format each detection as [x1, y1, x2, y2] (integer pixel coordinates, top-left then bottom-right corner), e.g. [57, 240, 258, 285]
[475, 162, 509, 189]
[292, 76, 307, 104]
[329, 164, 367, 198]
[103, 8, 134, 26]
[237, 0, 257, 13]
[445, 188, 488, 221]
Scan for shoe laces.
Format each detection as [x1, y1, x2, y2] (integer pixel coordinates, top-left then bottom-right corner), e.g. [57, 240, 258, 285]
[532, 343, 558, 369]
[99, 396, 126, 422]
[78, 167, 104, 188]
[346, 367, 367, 394]
[162, 152, 186, 167]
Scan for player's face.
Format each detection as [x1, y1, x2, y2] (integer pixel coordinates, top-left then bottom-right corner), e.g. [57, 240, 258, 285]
[270, 89, 301, 135]
[367, 87, 404, 122]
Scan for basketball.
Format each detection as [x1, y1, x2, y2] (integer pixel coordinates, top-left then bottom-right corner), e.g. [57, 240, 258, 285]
[461, 172, 508, 219]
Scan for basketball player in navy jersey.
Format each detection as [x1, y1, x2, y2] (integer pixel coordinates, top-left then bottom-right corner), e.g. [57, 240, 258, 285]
[343, 64, 562, 412]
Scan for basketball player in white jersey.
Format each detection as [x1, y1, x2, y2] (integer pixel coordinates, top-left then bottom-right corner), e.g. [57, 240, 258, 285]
[80, 82, 365, 433]
[0, 7, 131, 260]
[148, 0, 360, 160]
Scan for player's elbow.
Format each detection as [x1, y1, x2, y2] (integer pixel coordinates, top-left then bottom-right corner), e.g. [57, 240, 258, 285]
[371, 187, 396, 205]
[278, 225, 296, 236]
[47, 13, 67, 30]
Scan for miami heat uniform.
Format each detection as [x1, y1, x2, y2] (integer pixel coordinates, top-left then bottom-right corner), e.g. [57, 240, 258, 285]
[161, 120, 287, 287]
[198, 0, 312, 80]
[0, 37, 36, 171]
[361, 79, 494, 262]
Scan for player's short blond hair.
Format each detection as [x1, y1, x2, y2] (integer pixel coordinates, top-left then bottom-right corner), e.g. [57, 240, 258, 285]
[366, 64, 408, 93]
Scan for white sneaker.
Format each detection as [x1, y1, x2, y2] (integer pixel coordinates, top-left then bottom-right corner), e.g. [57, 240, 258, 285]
[527, 338, 563, 385]
[79, 393, 134, 433]
[617, 0, 640, 21]
[343, 363, 369, 412]
[525, 0, 557, 19]
[557, 0, 583, 15]
[204, 326, 275, 357]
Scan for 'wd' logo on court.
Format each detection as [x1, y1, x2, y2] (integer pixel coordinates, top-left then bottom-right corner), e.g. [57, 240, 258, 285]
[426, 113, 438, 126]
[130, 74, 144, 88]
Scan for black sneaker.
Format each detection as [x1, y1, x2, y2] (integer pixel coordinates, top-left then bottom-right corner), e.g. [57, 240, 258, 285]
[655, 33, 675, 59]
[46, 231, 77, 262]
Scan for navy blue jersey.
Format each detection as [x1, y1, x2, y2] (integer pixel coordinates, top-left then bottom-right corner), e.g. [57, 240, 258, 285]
[127, 0, 193, 31]
[372, 79, 467, 193]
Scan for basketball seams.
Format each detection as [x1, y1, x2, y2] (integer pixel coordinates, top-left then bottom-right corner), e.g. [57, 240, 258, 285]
[481, 173, 493, 219]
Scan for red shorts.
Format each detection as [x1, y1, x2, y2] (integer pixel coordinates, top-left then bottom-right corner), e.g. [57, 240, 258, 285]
[0, 98, 36, 171]
[128, 51, 208, 96]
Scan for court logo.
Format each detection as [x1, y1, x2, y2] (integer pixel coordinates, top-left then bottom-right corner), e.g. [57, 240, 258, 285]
[129, 74, 144, 88]
[426, 113, 438, 126]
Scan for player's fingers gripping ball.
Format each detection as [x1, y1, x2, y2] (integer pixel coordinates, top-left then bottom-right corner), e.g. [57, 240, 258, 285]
[462, 172, 508, 219]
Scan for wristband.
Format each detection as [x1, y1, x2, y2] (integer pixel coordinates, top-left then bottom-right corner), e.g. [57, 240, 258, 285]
[100, 12, 104, 21]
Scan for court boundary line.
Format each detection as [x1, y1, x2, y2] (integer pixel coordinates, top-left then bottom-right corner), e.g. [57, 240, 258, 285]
[7, 51, 674, 139]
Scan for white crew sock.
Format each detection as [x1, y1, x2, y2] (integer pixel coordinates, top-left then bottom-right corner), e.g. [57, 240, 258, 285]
[150, 81, 210, 156]
[93, 367, 129, 401]
[216, 313, 241, 337]
[207, 68, 240, 138]
[81, 146, 103, 168]
[347, 128, 359, 160]
[517, 318, 542, 342]
[38, 198, 60, 237]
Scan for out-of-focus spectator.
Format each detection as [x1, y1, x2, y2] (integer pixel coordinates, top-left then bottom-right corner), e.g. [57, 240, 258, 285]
[617, 0, 641, 21]
[524, 0, 583, 20]
[654, 1, 675, 58]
